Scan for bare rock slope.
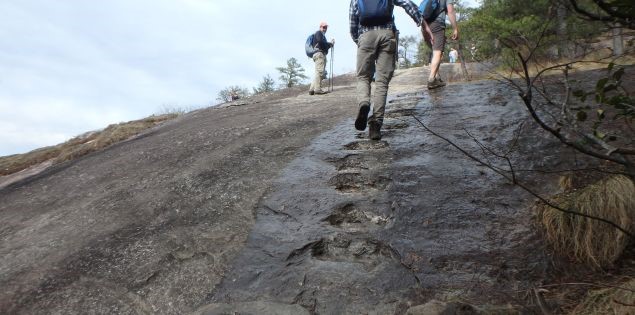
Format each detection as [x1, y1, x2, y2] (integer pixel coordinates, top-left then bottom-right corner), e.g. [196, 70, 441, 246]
[2, 66, 564, 314]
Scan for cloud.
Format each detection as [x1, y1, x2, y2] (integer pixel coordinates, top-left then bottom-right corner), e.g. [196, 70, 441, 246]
[0, 98, 130, 155]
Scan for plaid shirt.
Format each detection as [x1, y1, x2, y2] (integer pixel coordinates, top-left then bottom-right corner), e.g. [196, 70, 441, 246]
[349, 0, 422, 43]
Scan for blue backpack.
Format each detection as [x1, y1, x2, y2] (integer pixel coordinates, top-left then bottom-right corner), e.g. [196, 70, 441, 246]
[419, 0, 440, 22]
[358, 0, 393, 27]
[305, 33, 317, 58]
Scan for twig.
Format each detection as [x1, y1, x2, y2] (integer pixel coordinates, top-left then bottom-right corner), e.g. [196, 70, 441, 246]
[538, 282, 635, 293]
[464, 128, 517, 183]
[512, 167, 629, 176]
[613, 299, 635, 307]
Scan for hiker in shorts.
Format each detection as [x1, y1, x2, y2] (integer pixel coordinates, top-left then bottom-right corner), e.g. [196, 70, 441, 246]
[309, 22, 335, 95]
[350, 0, 431, 140]
[421, 0, 458, 89]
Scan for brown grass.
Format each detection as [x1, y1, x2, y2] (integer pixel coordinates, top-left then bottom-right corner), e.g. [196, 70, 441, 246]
[571, 279, 635, 315]
[537, 175, 635, 268]
[0, 114, 178, 176]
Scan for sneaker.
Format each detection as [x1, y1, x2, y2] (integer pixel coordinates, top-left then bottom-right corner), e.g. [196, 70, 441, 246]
[309, 90, 315, 95]
[314, 89, 328, 95]
[355, 102, 370, 131]
[427, 78, 447, 90]
[369, 121, 382, 140]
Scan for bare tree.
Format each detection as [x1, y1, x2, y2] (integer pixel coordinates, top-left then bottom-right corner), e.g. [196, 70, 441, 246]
[217, 86, 250, 103]
[398, 35, 417, 68]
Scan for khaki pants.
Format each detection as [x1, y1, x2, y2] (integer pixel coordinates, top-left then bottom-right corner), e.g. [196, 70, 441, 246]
[356, 29, 396, 126]
[310, 52, 326, 92]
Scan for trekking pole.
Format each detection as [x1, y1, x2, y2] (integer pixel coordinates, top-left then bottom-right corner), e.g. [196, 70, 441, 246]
[330, 46, 334, 92]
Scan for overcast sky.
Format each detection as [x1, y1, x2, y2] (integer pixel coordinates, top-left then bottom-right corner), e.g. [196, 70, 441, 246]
[0, 0, 473, 156]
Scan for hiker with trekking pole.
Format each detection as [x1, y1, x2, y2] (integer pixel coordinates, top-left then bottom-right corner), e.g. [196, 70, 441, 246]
[305, 22, 335, 95]
[350, 0, 432, 140]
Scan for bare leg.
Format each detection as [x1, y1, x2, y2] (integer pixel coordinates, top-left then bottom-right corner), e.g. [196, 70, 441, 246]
[428, 50, 442, 82]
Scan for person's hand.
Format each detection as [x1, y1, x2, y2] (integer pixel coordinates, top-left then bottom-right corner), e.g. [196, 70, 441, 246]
[451, 29, 459, 40]
[330, 39, 335, 45]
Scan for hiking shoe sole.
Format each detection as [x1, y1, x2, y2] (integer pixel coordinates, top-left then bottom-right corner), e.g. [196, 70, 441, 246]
[355, 103, 370, 131]
[427, 80, 447, 90]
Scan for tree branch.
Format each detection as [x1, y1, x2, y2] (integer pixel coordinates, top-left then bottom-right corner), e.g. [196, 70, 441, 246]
[518, 58, 632, 165]
[539, 281, 635, 293]
[568, 0, 635, 28]
[411, 115, 634, 239]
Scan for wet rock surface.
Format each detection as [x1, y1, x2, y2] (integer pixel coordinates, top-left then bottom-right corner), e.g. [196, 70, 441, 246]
[0, 84, 356, 314]
[1, 67, 571, 314]
[204, 73, 558, 314]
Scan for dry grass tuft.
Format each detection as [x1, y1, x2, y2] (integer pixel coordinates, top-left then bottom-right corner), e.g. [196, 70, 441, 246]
[0, 114, 177, 176]
[571, 279, 635, 315]
[537, 175, 635, 268]
[558, 174, 574, 191]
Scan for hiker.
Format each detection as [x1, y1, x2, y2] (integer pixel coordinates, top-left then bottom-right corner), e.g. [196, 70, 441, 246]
[421, 0, 459, 89]
[309, 22, 335, 95]
[449, 47, 458, 63]
[350, 0, 430, 140]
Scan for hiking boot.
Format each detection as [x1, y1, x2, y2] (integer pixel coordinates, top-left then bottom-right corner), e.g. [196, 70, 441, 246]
[427, 78, 447, 90]
[369, 121, 382, 140]
[309, 90, 315, 95]
[355, 102, 370, 131]
[314, 89, 328, 95]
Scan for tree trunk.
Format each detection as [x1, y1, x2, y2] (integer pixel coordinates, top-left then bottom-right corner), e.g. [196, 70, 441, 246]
[613, 26, 624, 56]
[457, 42, 470, 81]
[395, 31, 400, 68]
[557, 3, 569, 59]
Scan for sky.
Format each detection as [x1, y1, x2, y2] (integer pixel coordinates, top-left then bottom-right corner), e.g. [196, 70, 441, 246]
[0, 0, 472, 156]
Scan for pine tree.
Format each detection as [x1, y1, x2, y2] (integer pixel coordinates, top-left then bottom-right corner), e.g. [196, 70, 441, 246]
[276, 58, 308, 88]
[253, 74, 276, 94]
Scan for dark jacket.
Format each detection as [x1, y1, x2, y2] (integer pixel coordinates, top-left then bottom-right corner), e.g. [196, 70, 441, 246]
[313, 30, 333, 55]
